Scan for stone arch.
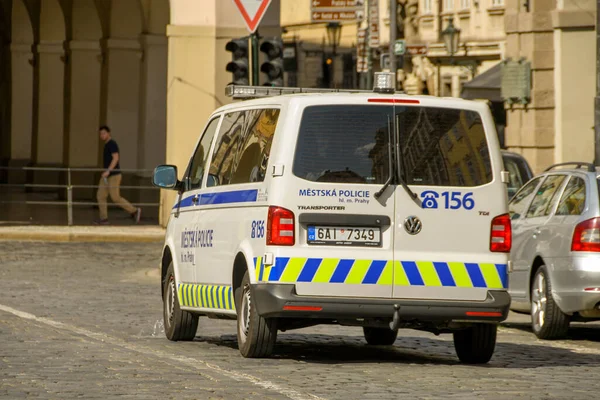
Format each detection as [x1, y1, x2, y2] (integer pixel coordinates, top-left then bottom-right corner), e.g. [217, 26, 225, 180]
[137, 0, 169, 178]
[103, 0, 145, 174]
[66, 0, 104, 169]
[8, 0, 36, 171]
[35, 0, 67, 166]
[12, 0, 33, 44]
[110, 0, 143, 38]
[72, 0, 102, 41]
[140, 0, 170, 35]
[39, 0, 66, 41]
[0, 0, 11, 170]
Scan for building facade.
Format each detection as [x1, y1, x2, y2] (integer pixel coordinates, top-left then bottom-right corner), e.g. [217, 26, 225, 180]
[504, 0, 596, 172]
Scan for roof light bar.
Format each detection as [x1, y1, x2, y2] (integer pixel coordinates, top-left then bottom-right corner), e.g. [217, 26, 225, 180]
[225, 84, 405, 99]
[373, 72, 396, 94]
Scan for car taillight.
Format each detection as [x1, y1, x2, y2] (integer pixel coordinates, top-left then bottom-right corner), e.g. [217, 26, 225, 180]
[571, 217, 600, 252]
[490, 213, 511, 252]
[267, 206, 295, 246]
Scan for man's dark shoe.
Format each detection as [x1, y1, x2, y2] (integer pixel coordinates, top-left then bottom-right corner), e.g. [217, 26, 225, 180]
[133, 208, 142, 224]
[93, 219, 109, 225]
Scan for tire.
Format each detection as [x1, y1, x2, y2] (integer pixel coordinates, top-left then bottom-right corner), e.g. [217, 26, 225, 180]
[236, 270, 277, 358]
[363, 327, 398, 345]
[453, 323, 497, 364]
[530, 265, 570, 339]
[163, 262, 198, 341]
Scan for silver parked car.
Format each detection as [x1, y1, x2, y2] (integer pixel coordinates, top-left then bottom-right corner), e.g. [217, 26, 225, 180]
[508, 162, 600, 339]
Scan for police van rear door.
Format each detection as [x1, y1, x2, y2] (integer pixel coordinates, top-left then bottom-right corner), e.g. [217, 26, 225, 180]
[389, 100, 509, 302]
[272, 101, 396, 299]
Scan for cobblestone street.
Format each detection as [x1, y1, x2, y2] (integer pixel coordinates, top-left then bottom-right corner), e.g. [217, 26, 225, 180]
[1, 242, 600, 399]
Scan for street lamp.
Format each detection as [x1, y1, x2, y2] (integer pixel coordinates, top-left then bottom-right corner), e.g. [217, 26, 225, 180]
[441, 18, 461, 58]
[326, 22, 342, 87]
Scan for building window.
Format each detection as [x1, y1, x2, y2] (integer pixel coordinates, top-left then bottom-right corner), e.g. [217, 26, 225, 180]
[460, 0, 470, 9]
[491, 0, 504, 6]
[423, 0, 432, 13]
[445, 0, 454, 11]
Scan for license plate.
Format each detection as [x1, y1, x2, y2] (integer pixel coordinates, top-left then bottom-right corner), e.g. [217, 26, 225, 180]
[307, 226, 381, 247]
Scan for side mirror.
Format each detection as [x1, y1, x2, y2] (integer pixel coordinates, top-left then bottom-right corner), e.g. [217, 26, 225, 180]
[153, 165, 179, 190]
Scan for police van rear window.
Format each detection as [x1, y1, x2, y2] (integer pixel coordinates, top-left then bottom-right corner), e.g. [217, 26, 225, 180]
[293, 105, 492, 187]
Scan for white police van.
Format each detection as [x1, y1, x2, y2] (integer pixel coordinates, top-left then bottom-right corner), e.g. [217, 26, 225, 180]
[153, 73, 512, 364]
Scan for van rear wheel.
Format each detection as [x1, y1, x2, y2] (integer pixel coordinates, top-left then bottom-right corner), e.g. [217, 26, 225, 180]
[453, 323, 497, 364]
[363, 327, 398, 345]
[236, 270, 277, 358]
[163, 262, 198, 341]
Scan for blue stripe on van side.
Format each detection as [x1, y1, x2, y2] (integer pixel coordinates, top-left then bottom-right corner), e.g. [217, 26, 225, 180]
[362, 260, 387, 284]
[433, 262, 456, 287]
[465, 263, 487, 288]
[329, 259, 354, 283]
[297, 258, 322, 282]
[402, 261, 425, 286]
[495, 264, 508, 289]
[269, 257, 290, 282]
[174, 196, 195, 209]
[173, 189, 258, 209]
[199, 190, 258, 205]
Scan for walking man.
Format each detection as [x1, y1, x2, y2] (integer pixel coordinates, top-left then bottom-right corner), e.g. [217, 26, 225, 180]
[95, 125, 141, 225]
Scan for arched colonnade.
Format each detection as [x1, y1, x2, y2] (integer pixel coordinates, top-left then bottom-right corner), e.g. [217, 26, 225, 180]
[2, 0, 169, 185]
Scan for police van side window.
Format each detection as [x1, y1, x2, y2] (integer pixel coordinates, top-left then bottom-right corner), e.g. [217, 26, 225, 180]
[208, 109, 280, 187]
[229, 108, 280, 184]
[185, 117, 220, 191]
[208, 111, 245, 187]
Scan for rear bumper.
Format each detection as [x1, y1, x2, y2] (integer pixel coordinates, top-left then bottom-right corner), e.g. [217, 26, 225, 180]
[253, 283, 510, 323]
[550, 256, 600, 313]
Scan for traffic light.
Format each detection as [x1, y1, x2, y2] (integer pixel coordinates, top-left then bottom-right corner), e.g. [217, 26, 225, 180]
[259, 38, 284, 87]
[225, 37, 249, 86]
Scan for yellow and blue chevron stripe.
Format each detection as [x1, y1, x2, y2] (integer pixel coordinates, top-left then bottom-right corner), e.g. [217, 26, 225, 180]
[178, 284, 235, 310]
[254, 257, 507, 289]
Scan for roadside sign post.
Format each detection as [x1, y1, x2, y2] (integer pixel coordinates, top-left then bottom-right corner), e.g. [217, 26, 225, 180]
[389, 0, 397, 82]
[231, 0, 273, 85]
[310, 0, 364, 22]
[394, 39, 406, 56]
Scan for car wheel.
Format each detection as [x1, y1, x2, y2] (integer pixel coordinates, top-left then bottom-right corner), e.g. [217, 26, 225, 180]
[236, 270, 277, 358]
[363, 327, 398, 345]
[453, 323, 497, 364]
[163, 262, 199, 341]
[530, 266, 570, 339]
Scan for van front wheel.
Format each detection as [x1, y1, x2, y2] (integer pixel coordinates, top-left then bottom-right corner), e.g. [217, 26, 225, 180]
[453, 323, 497, 364]
[163, 262, 198, 341]
[236, 271, 277, 358]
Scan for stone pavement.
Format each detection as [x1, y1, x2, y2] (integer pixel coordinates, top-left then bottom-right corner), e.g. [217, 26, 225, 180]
[0, 225, 165, 242]
[1, 242, 600, 399]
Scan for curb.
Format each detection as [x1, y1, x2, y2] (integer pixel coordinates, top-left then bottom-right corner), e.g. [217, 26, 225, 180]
[0, 227, 165, 243]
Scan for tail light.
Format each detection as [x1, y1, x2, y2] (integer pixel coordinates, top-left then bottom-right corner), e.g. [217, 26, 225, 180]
[267, 206, 295, 246]
[571, 217, 600, 252]
[490, 213, 511, 252]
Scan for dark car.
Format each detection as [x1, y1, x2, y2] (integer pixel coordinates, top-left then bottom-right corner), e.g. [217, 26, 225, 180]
[502, 151, 534, 200]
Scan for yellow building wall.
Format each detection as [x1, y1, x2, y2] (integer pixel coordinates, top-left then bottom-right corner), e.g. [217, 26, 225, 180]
[554, 28, 596, 164]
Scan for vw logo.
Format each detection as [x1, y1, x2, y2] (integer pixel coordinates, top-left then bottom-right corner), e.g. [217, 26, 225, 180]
[404, 216, 422, 235]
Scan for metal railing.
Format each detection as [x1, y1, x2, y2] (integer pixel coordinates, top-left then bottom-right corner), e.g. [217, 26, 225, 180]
[0, 166, 160, 226]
